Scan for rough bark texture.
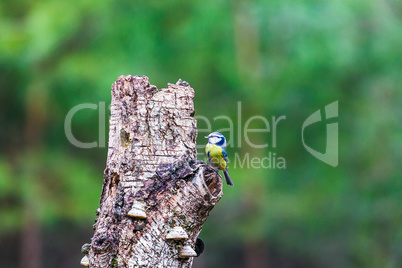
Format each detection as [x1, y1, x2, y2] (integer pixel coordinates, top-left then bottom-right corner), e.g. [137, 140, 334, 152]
[87, 75, 223, 268]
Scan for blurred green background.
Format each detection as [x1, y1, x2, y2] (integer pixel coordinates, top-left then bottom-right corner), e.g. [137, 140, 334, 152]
[1, 0, 401, 267]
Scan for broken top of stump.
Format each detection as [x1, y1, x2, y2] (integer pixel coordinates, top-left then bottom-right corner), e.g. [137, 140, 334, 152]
[107, 75, 197, 176]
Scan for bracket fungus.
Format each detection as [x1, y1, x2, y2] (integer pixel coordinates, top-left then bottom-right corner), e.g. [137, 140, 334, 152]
[166, 226, 189, 240]
[127, 201, 147, 219]
[80, 243, 91, 267]
[179, 245, 198, 258]
[80, 255, 90, 267]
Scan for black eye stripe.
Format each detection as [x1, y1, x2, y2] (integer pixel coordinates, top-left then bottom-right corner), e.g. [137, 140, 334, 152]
[216, 138, 225, 146]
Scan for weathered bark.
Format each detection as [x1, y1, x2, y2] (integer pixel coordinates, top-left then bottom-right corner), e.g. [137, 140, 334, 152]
[85, 75, 223, 267]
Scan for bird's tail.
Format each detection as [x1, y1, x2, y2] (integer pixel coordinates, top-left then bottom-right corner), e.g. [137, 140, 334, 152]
[223, 169, 234, 186]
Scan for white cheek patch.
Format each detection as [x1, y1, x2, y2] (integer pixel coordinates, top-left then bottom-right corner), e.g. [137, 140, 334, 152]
[209, 136, 220, 144]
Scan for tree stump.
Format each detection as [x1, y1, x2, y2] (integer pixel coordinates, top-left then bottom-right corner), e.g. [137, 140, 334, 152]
[85, 75, 223, 267]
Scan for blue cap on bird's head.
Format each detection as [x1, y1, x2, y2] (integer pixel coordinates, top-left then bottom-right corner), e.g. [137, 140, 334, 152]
[205, 132, 226, 147]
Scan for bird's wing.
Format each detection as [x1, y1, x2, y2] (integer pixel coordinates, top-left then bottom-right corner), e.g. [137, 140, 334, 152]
[222, 150, 228, 163]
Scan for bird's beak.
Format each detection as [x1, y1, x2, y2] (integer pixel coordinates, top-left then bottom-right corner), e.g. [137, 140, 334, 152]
[204, 136, 209, 139]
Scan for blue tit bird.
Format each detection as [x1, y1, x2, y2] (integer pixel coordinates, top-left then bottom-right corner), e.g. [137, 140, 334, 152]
[205, 132, 234, 186]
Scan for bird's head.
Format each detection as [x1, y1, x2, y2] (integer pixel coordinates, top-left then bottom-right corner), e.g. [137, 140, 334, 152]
[205, 132, 227, 147]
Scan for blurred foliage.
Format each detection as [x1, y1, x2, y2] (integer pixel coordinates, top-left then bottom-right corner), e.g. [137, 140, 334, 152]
[0, 0, 401, 267]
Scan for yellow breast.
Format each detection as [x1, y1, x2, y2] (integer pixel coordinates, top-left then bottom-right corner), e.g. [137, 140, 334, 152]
[205, 143, 227, 170]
